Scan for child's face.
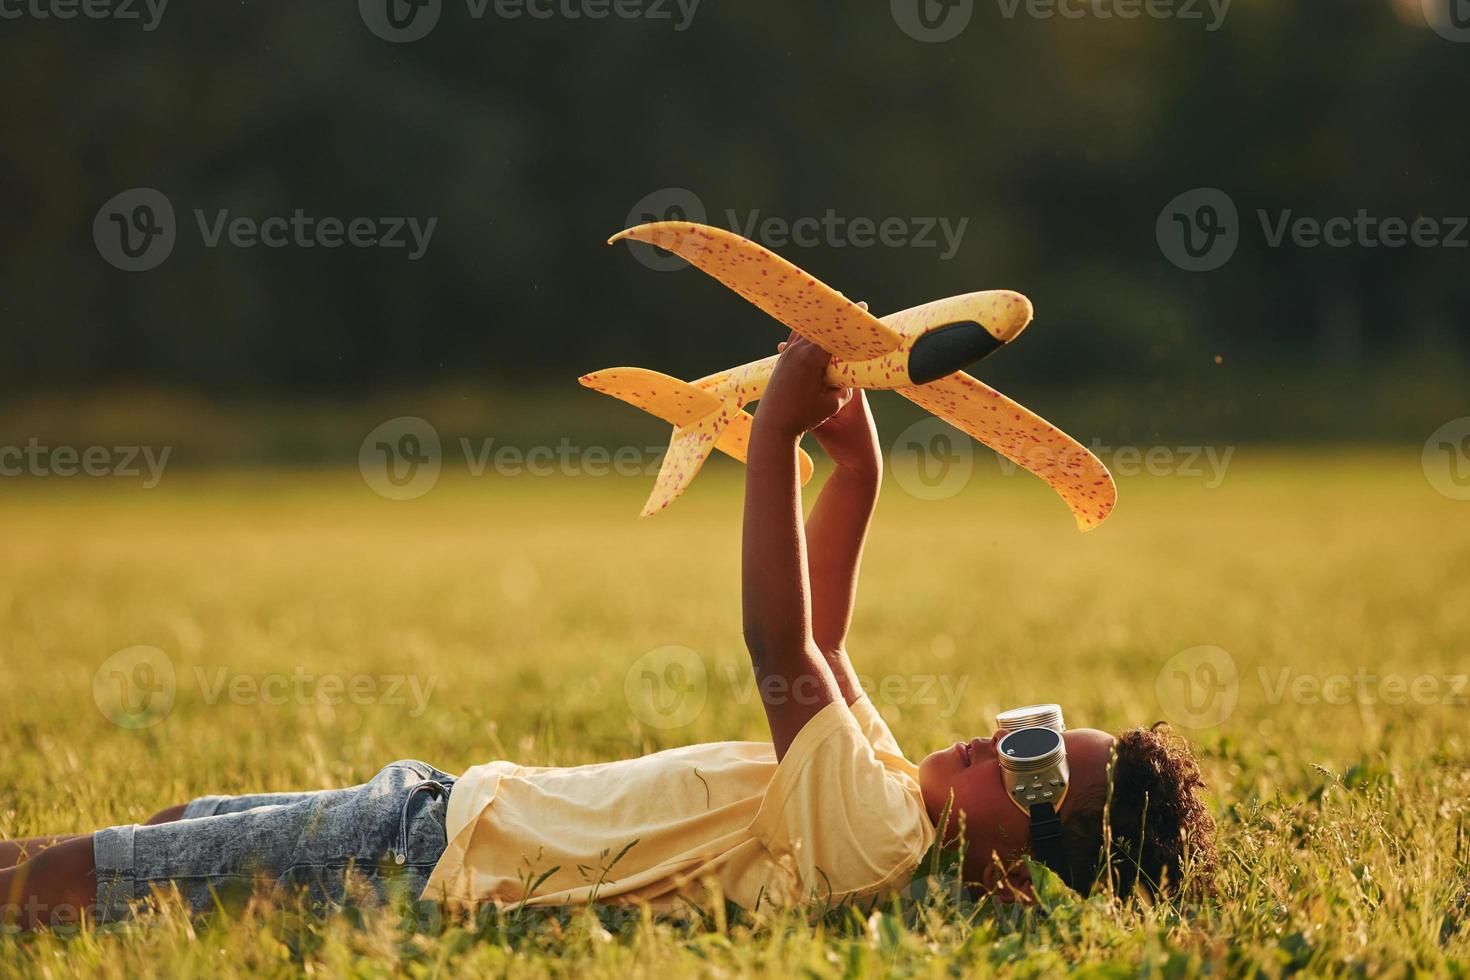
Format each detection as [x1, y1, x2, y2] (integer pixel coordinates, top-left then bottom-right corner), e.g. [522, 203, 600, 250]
[917, 728, 1116, 886]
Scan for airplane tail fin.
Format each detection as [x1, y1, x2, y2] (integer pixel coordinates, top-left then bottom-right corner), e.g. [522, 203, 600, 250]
[579, 367, 814, 516]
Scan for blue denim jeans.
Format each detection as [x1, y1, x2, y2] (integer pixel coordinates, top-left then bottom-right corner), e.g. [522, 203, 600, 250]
[93, 760, 456, 923]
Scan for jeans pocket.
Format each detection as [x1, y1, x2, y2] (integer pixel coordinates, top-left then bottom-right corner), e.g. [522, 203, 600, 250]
[395, 780, 451, 866]
[414, 793, 450, 858]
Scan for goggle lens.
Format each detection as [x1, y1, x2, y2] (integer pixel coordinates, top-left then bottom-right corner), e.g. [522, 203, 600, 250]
[998, 726, 1063, 763]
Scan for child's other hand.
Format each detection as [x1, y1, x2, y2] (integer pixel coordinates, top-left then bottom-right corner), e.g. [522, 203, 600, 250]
[813, 300, 880, 472]
[813, 386, 880, 477]
[755, 333, 853, 441]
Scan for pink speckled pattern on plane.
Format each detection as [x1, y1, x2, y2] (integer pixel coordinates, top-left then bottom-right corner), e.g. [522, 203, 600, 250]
[610, 223, 903, 362]
[643, 406, 732, 516]
[900, 371, 1116, 531]
[579, 366, 723, 426]
[881, 290, 1033, 343]
[595, 223, 1115, 529]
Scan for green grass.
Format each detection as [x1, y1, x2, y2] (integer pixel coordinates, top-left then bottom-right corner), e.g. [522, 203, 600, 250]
[2, 450, 1469, 976]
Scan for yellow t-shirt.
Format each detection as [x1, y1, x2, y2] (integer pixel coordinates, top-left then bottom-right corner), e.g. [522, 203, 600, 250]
[421, 696, 935, 913]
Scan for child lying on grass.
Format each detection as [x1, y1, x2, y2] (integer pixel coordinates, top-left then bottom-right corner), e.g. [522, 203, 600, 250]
[1, 334, 1217, 931]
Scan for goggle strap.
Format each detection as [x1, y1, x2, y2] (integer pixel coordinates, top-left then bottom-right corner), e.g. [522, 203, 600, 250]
[1028, 802, 1073, 889]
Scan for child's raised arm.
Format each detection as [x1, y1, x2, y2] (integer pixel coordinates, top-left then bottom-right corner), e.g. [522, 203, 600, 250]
[804, 387, 881, 704]
[741, 335, 849, 759]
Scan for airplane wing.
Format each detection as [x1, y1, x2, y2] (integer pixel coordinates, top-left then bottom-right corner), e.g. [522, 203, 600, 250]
[899, 371, 1116, 531]
[611, 222, 903, 362]
[580, 366, 723, 426]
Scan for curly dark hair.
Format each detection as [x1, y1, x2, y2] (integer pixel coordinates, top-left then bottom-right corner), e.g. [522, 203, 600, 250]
[1057, 723, 1218, 900]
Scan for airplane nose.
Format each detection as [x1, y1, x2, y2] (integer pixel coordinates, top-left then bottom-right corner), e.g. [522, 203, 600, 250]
[989, 290, 1034, 342]
[908, 321, 1006, 384]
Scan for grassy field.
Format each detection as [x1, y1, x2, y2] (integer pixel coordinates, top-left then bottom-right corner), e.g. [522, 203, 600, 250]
[2, 449, 1468, 976]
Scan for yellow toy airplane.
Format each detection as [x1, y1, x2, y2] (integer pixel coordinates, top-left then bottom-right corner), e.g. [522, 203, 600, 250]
[581, 221, 1116, 531]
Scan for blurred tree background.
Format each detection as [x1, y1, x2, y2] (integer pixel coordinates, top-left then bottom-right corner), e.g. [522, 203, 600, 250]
[1, 0, 1465, 457]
